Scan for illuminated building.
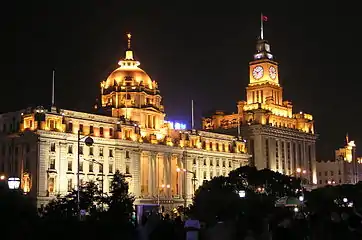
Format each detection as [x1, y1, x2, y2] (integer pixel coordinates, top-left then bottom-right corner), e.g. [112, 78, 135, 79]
[316, 136, 362, 187]
[0, 33, 249, 208]
[202, 23, 317, 185]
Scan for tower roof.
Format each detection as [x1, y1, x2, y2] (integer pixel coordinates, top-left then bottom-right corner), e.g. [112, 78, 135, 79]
[102, 33, 156, 90]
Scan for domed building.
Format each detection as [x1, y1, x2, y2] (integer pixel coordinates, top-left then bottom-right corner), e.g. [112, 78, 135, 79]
[0, 33, 250, 216]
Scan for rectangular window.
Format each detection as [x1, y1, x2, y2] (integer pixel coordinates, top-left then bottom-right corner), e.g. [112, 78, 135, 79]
[67, 159, 72, 171]
[67, 179, 72, 192]
[109, 162, 113, 173]
[89, 147, 93, 156]
[48, 178, 55, 193]
[68, 145, 73, 154]
[89, 126, 94, 135]
[50, 143, 56, 152]
[100, 127, 104, 136]
[109, 128, 113, 137]
[49, 120, 55, 129]
[68, 122, 73, 132]
[79, 161, 83, 172]
[79, 124, 83, 133]
[99, 148, 103, 157]
[99, 164, 103, 173]
[89, 162, 93, 172]
[126, 164, 130, 174]
[49, 157, 55, 169]
[109, 149, 113, 157]
[79, 146, 83, 155]
[125, 150, 130, 158]
[203, 171, 206, 179]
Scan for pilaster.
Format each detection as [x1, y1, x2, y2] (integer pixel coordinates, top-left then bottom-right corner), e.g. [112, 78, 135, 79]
[131, 149, 141, 198]
[38, 139, 48, 197]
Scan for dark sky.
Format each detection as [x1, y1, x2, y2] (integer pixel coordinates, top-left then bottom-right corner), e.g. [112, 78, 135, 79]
[6, 1, 359, 158]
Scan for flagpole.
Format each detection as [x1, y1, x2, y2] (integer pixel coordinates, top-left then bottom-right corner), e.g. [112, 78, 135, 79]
[260, 13, 264, 40]
[191, 100, 194, 129]
[52, 69, 55, 106]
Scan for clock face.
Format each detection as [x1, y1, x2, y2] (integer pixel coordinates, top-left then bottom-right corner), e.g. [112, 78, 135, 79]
[252, 66, 264, 80]
[269, 66, 277, 80]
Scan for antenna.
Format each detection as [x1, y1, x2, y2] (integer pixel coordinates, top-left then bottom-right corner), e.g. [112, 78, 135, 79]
[52, 69, 55, 106]
[191, 100, 195, 129]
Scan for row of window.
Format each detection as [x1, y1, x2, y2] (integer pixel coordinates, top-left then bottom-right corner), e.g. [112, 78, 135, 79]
[193, 158, 233, 168]
[318, 170, 342, 177]
[49, 143, 131, 158]
[48, 177, 114, 194]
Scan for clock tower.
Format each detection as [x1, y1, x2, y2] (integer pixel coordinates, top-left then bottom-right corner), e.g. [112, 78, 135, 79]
[246, 38, 283, 106]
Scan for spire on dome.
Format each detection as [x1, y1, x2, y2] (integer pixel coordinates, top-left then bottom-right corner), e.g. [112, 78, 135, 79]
[125, 32, 134, 60]
[118, 32, 140, 67]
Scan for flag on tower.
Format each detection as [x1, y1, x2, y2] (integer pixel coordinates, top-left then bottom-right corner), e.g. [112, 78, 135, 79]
[262, 15, 268, 21]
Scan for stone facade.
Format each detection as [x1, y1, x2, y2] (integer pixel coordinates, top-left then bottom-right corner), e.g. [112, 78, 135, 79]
[0, 33, 250, 209]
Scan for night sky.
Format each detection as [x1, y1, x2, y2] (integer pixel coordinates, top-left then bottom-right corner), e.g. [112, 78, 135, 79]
[7, 1, 358, 158]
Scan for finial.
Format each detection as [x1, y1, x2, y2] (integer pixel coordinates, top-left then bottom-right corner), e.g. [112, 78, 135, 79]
[127, 32, 132, 49]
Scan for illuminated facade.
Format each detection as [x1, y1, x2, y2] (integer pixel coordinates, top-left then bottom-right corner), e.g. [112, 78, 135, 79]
[202, 33, 317, 184]
[0, 33, 249, 208]
[316, 137, 362, 187]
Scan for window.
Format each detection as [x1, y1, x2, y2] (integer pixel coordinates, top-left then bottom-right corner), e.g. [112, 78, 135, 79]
[49, 120, 55, 129]
[89, 162, 93, 172]
[49, 157, 55, 169]
[67, 179, 72, 192]
[68, 122, 73, 132]
[203, 159, 206, 166]
[324, 171, 328, 176]
[109, 149, 113, 157]
[99, 148, 103, 157]
[216, 159, 220, 167]
[222, 161, 226, 167]
[89, 147, 93, 156]
[109, 128, 113, 137]
[193, 158, 196, 165]
[99, 164, 103, 173]
[68, 145, 73, 154]
[79, 124, 83, 133]
[109, 162, 113, 173]
[79, 161, 83, 172]
[229, 161, 232, 168]
[210, 159, 213, 166]
[203, 171, 206, 179]
[50, 143, 56, 152]
[318, 172, 321, 176]
[210, 172, 213, 179]
[79, 146, 83, 155]
[330, 171, 334, 176]
[67, 159, 72, 171]
[48, 178, 55, 193]
[89, 126, 94, 135]
[100, 127, 104, 136]
[126, 164, 130, 174]
[126, 150, 130, 158]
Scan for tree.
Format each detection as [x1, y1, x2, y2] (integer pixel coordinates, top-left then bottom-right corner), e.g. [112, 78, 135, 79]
[105, 170, 135, 222]
[191, 166, 303, 227]
[192, 176, 242, 225]
[41, 181, 103, 222]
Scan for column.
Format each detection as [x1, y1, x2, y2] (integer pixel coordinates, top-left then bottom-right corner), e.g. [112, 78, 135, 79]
[148, 152, 155, 196]
[177, 154, 183, 197]
[58, 142, 67, 194]
[132, 150, 141, 198]
[166, 153, 172, 197]
[37, 139, 48, 197]
[185, 154, 193, 205]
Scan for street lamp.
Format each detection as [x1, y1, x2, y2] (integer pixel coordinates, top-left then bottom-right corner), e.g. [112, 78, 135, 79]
[77, 130, 94, 220]
[0, 175, 5, 180]
[8, 177, 21, 190]
[238, 190, 246, 198]
[157, 183, 170, 210]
